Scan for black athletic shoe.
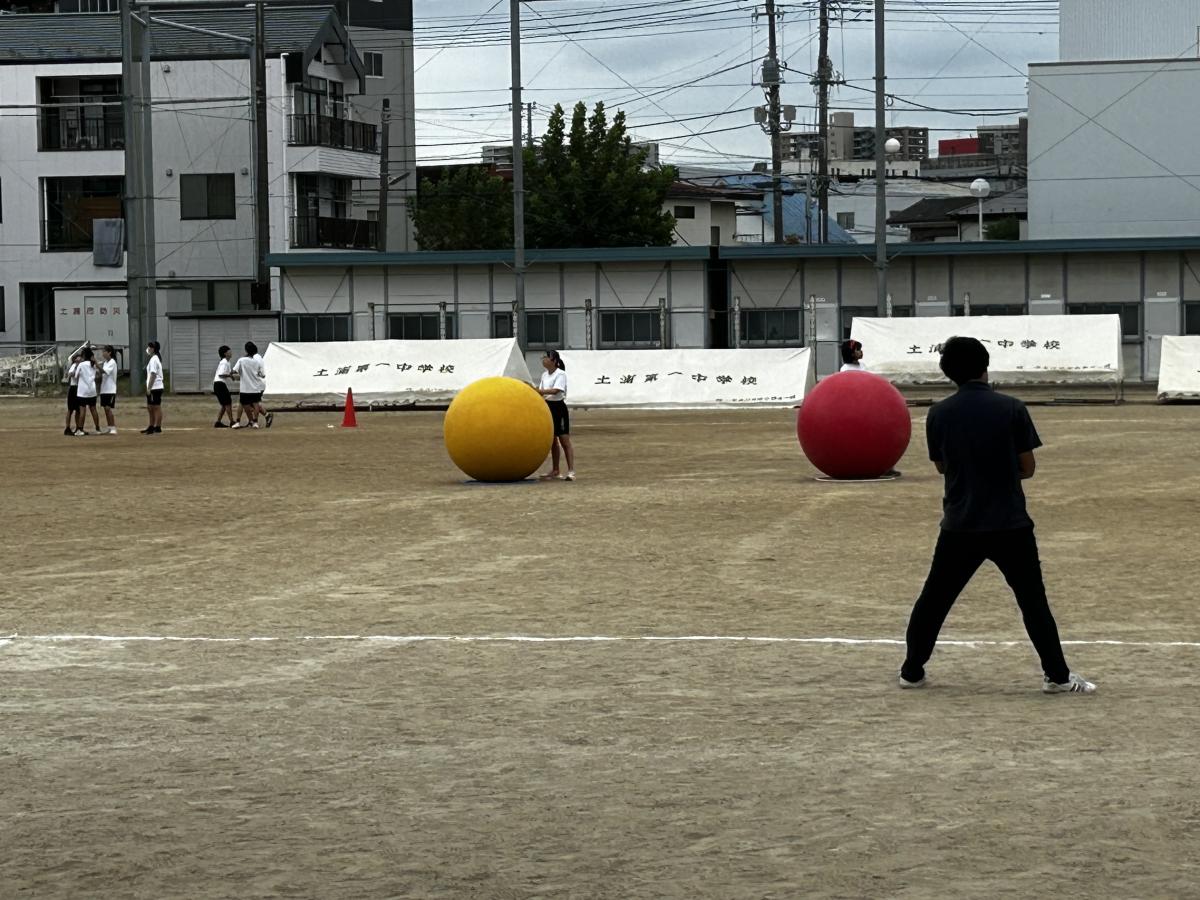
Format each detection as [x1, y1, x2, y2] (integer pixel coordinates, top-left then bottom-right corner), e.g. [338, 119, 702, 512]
[64, 427, 74, 436]
[153, 426, 162, 434]
[265, 412, 274, 429]
[214, 421, 228, 428]
[141, 427, 154, 434]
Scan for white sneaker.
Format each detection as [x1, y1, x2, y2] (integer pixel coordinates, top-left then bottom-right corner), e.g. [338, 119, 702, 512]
[74, 429, 86, 436]
[108, 428, 118, 435]
[898, 674, 927, 689]
[231, 422, 244, 429]
[1043, 673, 1096, 694]
[251, 422, 260, 429]
[565, 471, 576, 481]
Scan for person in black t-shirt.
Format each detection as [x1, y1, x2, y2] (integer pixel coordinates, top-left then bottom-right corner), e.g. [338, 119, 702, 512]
[899, 336, 1096, 695]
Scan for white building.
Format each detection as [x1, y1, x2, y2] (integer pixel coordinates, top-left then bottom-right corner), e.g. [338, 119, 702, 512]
[665, 183, 758, 247]
[1059, 0, 1200, 61]
[1027, 0, 1200, 239]
[0, 6, 399, 347]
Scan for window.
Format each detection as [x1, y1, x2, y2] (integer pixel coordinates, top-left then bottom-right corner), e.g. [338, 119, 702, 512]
[952, 303, 1026, 317]
[180, 174, 236, 220]
[78, 0, 118, 10]
[283, 314, 351, 342]
[364, 52, 384, 78]
[493, 311, 560, 345]
[1185, 302, 1200, 335]
[836, 212, 855, 230]
[740, 308, 802, 345]
[600, 310, 660, 347]
[388, 312, 455, 340]
[839, 306, 875, 340]
[673, 205, 696, 219]
[0, 286, 4, 333]
[1069, 302, 1141, 339]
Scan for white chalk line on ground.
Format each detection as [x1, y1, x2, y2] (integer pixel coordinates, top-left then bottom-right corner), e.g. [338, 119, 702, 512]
[2, 634, 1198, 649]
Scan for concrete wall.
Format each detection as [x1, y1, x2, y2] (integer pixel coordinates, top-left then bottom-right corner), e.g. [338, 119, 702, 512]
[667, 199, 739, 246]
[1029, 59, 1200, 239]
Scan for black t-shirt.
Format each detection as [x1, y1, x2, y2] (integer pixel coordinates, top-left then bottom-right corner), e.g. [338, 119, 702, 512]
[926, 381, 1042, 532]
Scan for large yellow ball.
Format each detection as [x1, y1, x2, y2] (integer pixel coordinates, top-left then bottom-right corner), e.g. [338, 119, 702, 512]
[443, 376, 554, 482]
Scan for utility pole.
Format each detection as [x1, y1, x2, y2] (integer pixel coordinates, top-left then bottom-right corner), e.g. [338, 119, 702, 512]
[252, 0, 270, 308]
[139, 4, 156, 351]
[509, 0, 525, 348]
[765, 0, 783, 244]
[120, 0, 142, 394]
[377, 98, 390, 251]
[873, 0, 888, 316]
[816, 0, 831, 243]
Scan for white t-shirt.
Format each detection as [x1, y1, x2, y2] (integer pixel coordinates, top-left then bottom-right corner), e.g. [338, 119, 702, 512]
[67, 362, 79, 387]
[101, 358, 118, 395]
[214, 358, 232, 385]
[840, 362, 868, 372]
[540, 368, 568, 402]
[76, 362, 98, 398]
[146, 354, 164, 391]
[233, 354, 266, 393]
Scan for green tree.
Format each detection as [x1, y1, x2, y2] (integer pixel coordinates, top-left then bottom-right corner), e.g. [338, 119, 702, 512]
[408, 166, 513, 251]
[525, 102, 678, 248]
[984, 216, 1021, 241]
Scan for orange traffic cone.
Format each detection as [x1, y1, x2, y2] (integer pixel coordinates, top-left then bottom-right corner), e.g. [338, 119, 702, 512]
[341, 388, 358, 427]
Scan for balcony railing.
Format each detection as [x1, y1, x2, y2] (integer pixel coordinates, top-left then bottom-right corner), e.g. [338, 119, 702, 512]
[291, 215, 378, 250]
[40, 106, 125, 151]
[288, 114, 379, 154]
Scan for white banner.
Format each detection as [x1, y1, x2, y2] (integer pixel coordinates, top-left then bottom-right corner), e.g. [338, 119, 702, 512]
[561, 348, 815, 408]
[1156, 335, 1200, 401]
[850, 315, 1123, 385]
[263, 338, 531, 405]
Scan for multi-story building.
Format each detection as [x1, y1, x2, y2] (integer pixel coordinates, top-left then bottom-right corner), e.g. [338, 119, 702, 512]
[0, 6, 406, 347]
[782, 113, 928, 163]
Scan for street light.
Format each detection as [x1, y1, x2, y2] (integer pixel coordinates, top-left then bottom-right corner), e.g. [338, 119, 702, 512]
[970, 177, 991, 241]
[884, 137, 901, 156]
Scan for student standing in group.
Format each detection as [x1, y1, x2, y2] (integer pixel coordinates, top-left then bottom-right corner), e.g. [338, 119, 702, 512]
[99, 345, 119, 435]
[898, 336, 1095, 695]
[212, 345, 236, 428]
[231, 341, 272, 429]
[73, 347, 102, 435]
[840, 339, 867, 371]
[63, 352, 81, 436]
[537, 349, 575, 481]
[143, 341, 165, 435]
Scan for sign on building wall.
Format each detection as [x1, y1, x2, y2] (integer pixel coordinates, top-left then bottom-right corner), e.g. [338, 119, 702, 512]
[53, 290, 129, 348]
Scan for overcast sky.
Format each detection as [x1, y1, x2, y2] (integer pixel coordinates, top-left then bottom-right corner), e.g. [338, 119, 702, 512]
[409, 1, 1059, 170]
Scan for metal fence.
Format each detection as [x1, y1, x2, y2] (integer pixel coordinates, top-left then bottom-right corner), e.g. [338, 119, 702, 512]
[0, 344, 62, 395]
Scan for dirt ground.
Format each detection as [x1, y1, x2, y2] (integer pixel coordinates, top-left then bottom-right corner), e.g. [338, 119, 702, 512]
[3, 393, 1199, 899]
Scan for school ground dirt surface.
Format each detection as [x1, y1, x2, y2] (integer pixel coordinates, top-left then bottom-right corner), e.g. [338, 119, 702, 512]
[3, 395, 1199, 899]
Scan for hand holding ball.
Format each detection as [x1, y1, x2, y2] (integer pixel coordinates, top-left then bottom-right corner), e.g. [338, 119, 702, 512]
[444, 376, 554, 482]
[797, 371, 911, 479]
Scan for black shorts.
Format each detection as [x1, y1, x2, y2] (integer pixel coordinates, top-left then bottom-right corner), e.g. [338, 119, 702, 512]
[67, 387, 79, 411]
[214, 382, 232, 405]
[146, 389, 163, 406]
[240, 391, 263, 406]
[547, 400, 570, 437]
[77, 395, 97, 408]
[100, 393, 117, 409]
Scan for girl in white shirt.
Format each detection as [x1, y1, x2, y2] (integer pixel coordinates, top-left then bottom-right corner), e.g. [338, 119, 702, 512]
[64, 353, 81, 436]
[536, 349, 575, 481]
[142, 341, 165, 435]
[74, 347, 101, 435]
[212, 345, 236, 428]
[100, 345, 119, 435]
[840, 339, 867, 372]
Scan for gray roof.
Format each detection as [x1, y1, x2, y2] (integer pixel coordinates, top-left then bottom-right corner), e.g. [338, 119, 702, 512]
[0, 6, 363, 78]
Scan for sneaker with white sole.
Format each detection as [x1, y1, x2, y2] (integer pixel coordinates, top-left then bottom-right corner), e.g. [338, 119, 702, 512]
[1042, 673, 1096, 694]
[231, 422, 244, 429]
[565, 471, 576, 481]
[898, 674, 927, 689]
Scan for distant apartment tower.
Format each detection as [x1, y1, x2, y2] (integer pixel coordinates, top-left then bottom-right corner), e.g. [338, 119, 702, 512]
[782, 113, 928, 162]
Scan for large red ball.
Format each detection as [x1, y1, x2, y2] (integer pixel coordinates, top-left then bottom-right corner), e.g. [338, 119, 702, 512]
[797, 371, 912, 479]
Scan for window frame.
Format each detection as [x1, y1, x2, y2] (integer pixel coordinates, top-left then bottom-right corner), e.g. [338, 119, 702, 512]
[1068, 301, 1142, 342]
[739, 306, 804, 346]
[1184, 301, 1200, 336]
[388, 311, 456, 341]
[599, 310, 661, 348]
[282, 313, 352, 343]
[179, 173, 236, 221]
[673, 205, 696, 220]
[364, 51, 384, 78]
